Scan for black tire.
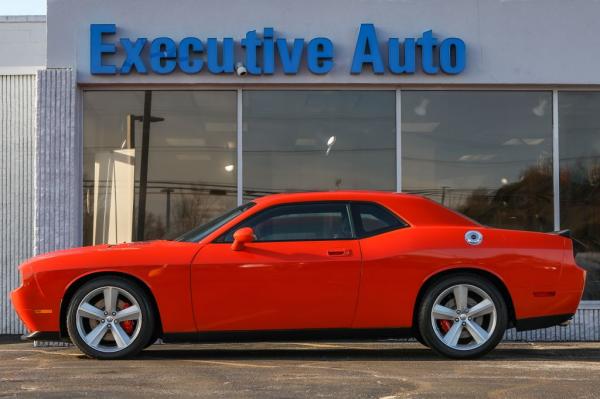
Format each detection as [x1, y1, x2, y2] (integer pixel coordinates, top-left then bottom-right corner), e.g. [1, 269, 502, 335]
[412, 328, 429, 348]
[66, 276, 155, 359]
[417, 273, 507, 359]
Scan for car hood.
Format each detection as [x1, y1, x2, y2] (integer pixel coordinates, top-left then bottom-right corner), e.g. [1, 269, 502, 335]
[30, 241, 162, 262]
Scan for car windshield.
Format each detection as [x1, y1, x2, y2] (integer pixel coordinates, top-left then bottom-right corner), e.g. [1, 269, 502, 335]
[175, 202, 256, 242]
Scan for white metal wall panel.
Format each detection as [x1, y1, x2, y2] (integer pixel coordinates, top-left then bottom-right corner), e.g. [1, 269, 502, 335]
[35, 69, 81, 256]
[0, 74, 36, 335]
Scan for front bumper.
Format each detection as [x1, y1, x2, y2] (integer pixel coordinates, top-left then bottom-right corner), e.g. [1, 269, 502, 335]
[10, 283, 60, 333]
[22, 331, 66, 341]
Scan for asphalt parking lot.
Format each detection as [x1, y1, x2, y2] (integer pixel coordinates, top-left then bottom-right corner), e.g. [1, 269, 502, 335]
[1, 340, 599, 398]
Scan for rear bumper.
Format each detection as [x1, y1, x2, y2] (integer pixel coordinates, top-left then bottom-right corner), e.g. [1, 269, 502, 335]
[515, 313, 574, 331]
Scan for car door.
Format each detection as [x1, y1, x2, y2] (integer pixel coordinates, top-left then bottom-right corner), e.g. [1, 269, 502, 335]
[191, 202, 362, 331]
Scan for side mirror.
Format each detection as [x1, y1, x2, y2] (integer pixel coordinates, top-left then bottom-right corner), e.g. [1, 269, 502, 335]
[231, 227, 255, 251]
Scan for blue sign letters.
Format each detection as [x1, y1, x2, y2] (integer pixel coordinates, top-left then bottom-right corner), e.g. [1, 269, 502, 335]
[90, 23, 466, 76]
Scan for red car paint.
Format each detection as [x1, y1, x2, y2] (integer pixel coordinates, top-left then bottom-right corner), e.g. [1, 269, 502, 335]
[11, 191, 585, 337]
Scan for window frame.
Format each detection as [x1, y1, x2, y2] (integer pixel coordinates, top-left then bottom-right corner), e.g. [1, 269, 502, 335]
[214, 200, 408, 243]
[349, 201, 409, 239]
[215, 201, 355, 243]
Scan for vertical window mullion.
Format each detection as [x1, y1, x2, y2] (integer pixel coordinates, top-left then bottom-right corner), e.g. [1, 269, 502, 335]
[237, 88, 243, 206]
[552, 89, 560, 231]
[396, 89, 402, 192]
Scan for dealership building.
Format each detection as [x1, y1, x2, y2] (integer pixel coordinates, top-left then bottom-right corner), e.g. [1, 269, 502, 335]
[1, 0, 599, 340]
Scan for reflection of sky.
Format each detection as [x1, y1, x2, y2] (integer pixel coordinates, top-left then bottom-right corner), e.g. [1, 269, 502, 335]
[559, 92, 600, 171]
[242, 91, 396, 193]
[402, 91, 553, 195]
[83, 90, 584, 224]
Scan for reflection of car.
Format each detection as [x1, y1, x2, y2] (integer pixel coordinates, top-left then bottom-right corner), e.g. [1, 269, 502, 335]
[11, 191, 585, 359]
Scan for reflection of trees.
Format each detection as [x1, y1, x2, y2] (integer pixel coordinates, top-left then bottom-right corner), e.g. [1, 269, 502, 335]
[560, 161, 600, 300]
[458, 163, 553, 232]
[172, 194, 229, 238]
[456, 160, 599, 300]
[142, 212, 165, 241]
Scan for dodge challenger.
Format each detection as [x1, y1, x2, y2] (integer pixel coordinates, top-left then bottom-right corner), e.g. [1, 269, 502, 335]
[11, 191, 585, 359]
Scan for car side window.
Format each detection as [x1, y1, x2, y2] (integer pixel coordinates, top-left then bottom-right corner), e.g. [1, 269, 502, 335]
[351, 202, 406, 238]
[219, 202, 353, 242]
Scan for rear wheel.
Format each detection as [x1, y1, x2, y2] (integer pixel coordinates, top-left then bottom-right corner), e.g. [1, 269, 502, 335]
[66, 276, 155, 359]
[417, 274, 507, 359]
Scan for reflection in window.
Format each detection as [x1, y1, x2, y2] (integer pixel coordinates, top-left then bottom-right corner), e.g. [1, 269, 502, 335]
[242, 91, 396, 199]
[83, 91, 237, 244]
[222, 203, 352, 242]
[402, 91, 553, 231]
[559, 92, 600, 300]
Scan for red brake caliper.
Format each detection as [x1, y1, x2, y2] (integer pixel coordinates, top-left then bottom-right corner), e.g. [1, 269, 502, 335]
[120, 302, 135, 334]
[439, 320, 452, 333]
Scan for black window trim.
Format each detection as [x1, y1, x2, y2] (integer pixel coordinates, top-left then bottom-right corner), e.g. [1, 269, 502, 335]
[213, 200, 409, 244]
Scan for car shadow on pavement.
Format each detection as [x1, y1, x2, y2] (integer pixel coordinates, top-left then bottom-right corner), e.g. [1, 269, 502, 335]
[136, 345, 600, 362]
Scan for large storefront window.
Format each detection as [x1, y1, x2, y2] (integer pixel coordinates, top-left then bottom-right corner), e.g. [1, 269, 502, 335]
[402, 91, 554, 231]
[242, 91, 396, 198]
[559, 92, 600, 300]
[83, 91, 237, 244]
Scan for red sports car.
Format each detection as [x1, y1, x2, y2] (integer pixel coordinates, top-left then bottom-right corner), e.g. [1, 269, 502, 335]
[11, 191, 585, 359]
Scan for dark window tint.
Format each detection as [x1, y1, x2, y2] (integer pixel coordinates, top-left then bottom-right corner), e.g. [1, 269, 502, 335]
[351, 203, 405, 237]
[221, 203, 352, 242]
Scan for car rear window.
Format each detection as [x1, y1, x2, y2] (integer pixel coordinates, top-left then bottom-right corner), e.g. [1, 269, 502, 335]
[351, 202, 407, 238]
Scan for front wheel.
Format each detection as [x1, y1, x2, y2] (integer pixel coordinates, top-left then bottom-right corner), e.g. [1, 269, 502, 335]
[66, 276, 155, 359]
[417, 274, 507, 359]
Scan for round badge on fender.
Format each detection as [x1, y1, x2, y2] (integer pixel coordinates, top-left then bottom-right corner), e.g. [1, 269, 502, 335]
[465, 230, 483, 245]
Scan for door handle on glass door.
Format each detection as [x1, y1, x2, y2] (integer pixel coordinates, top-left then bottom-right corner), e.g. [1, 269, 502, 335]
[327, 249, 351, 257]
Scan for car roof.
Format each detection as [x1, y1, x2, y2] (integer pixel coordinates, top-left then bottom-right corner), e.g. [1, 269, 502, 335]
[250, 191, 479, 227]
[252, 190, 409, 204]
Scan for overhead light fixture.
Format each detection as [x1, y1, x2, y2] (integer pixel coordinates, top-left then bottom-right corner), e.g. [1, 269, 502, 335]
[503, 138, 545, 146]
[326, 135, 336, 155]
[414, 98, 430, 116]
[522, 138, 544, 146]
[501, 178, 509, 185]
[401, 122, 440, 133]
[458, 154, 496, 161]
[532, 99, 548, 117]
[224, 164, 235, 172]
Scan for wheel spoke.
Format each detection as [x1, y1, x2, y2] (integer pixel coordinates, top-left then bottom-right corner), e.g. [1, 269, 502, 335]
[77, 302, 105, 320]
[84, 323, 108, 347]
[453, 285, 468, 310]
[103, 287, 118, 314]
[468, 299, 494, 318]
[432, 304, 457, 320]
[442, 322, 463, 347]
[115, 305, 141, 322]
[111, 323, 131, 348]
[465, 320, 490, 344]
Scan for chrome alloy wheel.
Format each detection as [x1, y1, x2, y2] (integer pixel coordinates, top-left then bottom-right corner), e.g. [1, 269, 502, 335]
[75, 286, 143, 353]
[430, 284, 497, 351]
